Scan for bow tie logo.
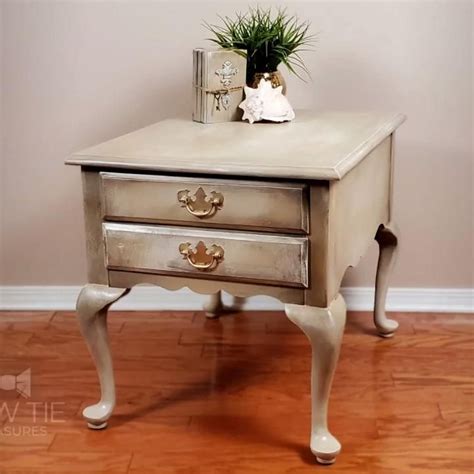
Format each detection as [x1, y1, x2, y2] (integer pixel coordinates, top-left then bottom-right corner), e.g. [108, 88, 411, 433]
[0, 369, 31, 398]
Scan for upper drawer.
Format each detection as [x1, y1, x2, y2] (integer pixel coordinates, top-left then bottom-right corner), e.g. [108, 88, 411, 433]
[100, 172, 308, 233]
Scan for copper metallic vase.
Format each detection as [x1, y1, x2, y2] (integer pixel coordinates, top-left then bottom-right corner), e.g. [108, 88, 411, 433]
[249, 71, 287, 95]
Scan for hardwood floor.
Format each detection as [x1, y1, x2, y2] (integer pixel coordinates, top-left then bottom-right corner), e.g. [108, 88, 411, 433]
[0, 309, 472, 473]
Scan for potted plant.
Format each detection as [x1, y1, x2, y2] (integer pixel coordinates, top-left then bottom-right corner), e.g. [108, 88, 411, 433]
[205, 7, 315, 94]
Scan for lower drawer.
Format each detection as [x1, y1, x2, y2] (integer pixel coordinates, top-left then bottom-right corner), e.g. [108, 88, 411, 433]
[104, 223, 308, 288]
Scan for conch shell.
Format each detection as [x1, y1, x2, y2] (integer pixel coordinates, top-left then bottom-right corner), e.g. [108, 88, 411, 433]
[239, 78, 295, 124]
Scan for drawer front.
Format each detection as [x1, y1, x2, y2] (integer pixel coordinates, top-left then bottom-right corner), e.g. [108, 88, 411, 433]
[100, 173, 308, 233]
[104, 223, 308, 288]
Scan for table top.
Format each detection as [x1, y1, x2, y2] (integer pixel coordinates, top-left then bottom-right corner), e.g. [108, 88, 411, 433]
[66, 110, 405, 180]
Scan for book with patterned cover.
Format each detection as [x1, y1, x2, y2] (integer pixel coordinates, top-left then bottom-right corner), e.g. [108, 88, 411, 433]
[193, 48, 247, 124]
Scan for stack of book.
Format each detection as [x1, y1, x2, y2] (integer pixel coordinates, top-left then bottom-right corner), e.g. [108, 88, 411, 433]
[193, 48, 247, 124]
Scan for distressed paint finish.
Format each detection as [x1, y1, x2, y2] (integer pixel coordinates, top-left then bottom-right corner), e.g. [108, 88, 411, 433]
[69, 111, 405, 464]
[103, 223, 309, 288]
[325, 136, 392, 304]
[108, 270, 305, 305]
[67, 111, 405, 181]
[101, 173, 309, 233]
[76, 284, 129, 429]
[81, 170, 108, 284]
[285, 294, 347, 464]
[202, 291, 223, 318]
[374, 222, 400, 337]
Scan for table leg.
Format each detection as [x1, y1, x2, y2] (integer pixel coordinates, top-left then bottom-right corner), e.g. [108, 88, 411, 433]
[230, 295, 246, 312]
[203, 291, 223, 318]
[285, 294, 346, 464]
[76, 284, 129, 429]
[374, 222, 399, 337]
[203, 292, 247, 318]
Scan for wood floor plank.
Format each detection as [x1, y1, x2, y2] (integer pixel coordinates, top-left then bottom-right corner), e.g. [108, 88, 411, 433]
[376, 414, 472, 438]
[0, 451, 132, 473]
[413, 321, 474, 335]
[0, 332, 35, 356]
[0, 431, 55, 450]
[180, 325, 312, 346]
[78, 390, 263, 420]
[114, 310, 195, 325]
[197, 311, 281, 328]
[0, 310, 472, 473]
[0, 312, 54, 331]
[392, 371, 473, 387]
[439, 393, 474, 422]
[49, 311, 124, 333]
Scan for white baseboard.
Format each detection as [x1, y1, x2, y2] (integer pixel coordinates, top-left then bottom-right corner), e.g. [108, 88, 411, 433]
[0, 286, 472, 313]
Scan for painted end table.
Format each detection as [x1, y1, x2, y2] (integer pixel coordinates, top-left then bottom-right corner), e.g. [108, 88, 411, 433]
[66, 111, 405, 464]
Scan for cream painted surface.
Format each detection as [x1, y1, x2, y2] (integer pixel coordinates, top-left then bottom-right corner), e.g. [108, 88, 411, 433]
[202, 291, 223, 318]
[326, 136, 392, 301]
[104, 222, 309, 287]
[1, 1, 472, 288]
[101, 172, 309, 233]
[76, 284, 130, 429]
[82, 132, 397, 311]
[108, 270, 305, 305]
[67, 111, 404, 180]
[374, 222, 400, 336]
[78, 119, 397, 463]
[285, 294, 347, 464]
[82, 170, 108, 284]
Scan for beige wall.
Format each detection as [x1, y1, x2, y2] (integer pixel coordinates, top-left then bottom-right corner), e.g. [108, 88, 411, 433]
[0, 1, 472, 288]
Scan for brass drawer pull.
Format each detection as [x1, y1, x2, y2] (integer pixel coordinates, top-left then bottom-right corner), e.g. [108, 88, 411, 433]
[177, 187, 224, 218]
[179, 241, 224, 271]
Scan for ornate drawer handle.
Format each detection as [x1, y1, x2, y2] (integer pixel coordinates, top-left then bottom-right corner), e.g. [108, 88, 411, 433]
[177, 187, 224, 218]
[179, 241, 224, 271]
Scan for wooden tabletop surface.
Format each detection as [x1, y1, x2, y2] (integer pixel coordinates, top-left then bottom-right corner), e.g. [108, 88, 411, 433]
[66, 111, 405, 180]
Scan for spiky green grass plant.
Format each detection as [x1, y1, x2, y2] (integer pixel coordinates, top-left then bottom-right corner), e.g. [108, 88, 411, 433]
[204, 7, 316, 83]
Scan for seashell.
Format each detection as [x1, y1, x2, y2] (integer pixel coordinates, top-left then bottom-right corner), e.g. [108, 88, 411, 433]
[239, 78, 295, 124]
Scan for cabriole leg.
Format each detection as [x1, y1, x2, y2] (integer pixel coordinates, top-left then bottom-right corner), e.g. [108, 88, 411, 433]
[76, 284, 129, 429]
[374, 222, 399, 337]
[285, 294, 347, 465]
[203, 291, 223, 318]
[203, 292, 248, 318]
